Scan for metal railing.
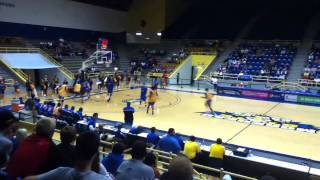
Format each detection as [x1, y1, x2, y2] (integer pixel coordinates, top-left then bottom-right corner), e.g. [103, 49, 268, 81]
[298, 79, 320, 87]
[210, 72, 285, 84]
[0, 51, 28, 82]
[39, 49, 75, 80]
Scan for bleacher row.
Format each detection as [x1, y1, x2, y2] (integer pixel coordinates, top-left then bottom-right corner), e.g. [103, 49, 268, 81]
[303, 45, 320, 81]
[217, 43, 297, 79]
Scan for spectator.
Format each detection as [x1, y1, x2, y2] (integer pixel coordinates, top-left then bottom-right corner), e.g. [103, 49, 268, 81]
[183, 135, 201, 161]
[87, 113, 98, 131]
[102, 142, 125, 175]
[157, 128, 181, 154]
[12, 128, 28, 154]
[44, 126, 77, 171]
[160, 155, 193, 180]
[146, 127, 160, 146]
[123, 102, 135, 126]
[144, 152, 160, 178]
[76, 107, 84, 119]
[7, 118, 56, 178]
[0, 110, 18, 159]
[115, 141, 155, 180]
[25, 131, 113, 180]
[208, 138, 225, 169]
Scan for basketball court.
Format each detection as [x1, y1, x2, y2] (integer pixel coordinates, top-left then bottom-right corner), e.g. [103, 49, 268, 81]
[63, 87, 320, 161]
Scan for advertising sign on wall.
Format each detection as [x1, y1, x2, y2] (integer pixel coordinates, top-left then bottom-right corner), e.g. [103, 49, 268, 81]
[284, 94, 298, 102]
[297, 95, 320, 105]
[241, 90, 269, 98]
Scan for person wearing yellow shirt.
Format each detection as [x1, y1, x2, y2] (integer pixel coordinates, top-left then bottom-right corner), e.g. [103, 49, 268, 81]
[58, 82, 68, 102]
[209, 138, 225, 169]
[147, 89, 157, 115]
[183, 135, 201, 161]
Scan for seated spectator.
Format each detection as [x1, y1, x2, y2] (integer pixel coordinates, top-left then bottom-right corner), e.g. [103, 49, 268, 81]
[7, 118, 56, 178]
[44, 126, 77, 171]
[157, 128, 181, 154]
[62, 105, 69, 112]
[183, 135, 201, 161]
[160, 155, 193, 180]
[102, 142, 125, 175]
[144, 152, 160, 179]
[87, 113, 98, 131]
[76, 107, 84, 119]
[25, 131, 113, 180]
[115, 141, 154, 180]
[146, 127, 160, 146]
[208, 138, 225, 169]
[70, 106, 75, 114]
[12, 128, 28, 154]
[0, 110, 18, 159]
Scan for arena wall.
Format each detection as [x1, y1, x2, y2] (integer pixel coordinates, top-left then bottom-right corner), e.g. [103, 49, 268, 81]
[0, 0, 127, 32]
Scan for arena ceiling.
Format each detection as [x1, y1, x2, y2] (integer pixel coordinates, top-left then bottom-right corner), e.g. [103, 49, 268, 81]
[72, 0, 132, 11]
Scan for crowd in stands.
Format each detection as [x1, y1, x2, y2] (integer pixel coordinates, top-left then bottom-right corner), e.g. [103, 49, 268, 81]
[0, 36, 25, 47]
[303, 44, 320, 81]
[129, 48, 187, 75]
[217, 43, 297, 79]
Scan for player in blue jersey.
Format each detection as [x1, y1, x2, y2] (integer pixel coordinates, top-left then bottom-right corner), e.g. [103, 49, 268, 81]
[140, 83, 148, 106]
[106, 76, 114, 102]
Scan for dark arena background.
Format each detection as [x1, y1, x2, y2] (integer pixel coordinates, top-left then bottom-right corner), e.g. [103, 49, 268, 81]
[0, 0, 320, 180]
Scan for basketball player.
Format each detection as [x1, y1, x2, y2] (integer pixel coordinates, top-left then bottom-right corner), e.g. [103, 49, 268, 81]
[106, 76, 114, 102]
[204, 88, 215, 114]
[58, 81, 68, 105]
[147, 88, 157, 115]
[140, 83, 148, 106]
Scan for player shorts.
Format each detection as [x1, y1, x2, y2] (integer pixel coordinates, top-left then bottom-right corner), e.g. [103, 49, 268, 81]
[140, 96, 147, 101]
[206, 100, 212, 107]
[148, 102, 155, 106]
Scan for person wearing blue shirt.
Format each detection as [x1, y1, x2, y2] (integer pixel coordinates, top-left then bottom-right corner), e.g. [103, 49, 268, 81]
[123, 102, 135, 126]
[102, 142, 125, 175]
[157, 128, 181, 154]
[87, 113, 98, 131]
[106, 76, 114, 102]
[147, 127, 160, 146]
[76, 107, 84, 120]
[63, 105, 69, 112]
[140, 84, 148, 105]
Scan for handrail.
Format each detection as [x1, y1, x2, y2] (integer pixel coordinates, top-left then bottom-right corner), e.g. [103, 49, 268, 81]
[168, 55, 191, 78]
[39, 49, 75, 80]
[298, 79, 320, 87]
[0, 56, 27, 83]
[210, 72, 285, 83]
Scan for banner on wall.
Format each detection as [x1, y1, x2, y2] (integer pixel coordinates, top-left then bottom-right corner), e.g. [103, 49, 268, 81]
[240, 90, 269, 98]
[297, 95, 320, 105]
[284, 94, 298, 102]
